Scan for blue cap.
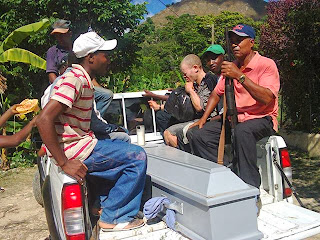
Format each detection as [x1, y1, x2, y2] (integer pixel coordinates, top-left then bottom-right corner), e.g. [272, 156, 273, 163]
[229, 24, 255, 39]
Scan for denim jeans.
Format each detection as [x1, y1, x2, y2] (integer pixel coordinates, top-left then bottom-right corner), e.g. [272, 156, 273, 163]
[91, 87, 130, 142]
[109, 132, 131, 143]
[94, 86, 113, 117]
[90, 87, 115, 136]
[83, 139, 147, 224]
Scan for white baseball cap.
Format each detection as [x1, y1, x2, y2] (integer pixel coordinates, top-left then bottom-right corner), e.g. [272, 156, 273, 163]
[73, 32, 117, 58]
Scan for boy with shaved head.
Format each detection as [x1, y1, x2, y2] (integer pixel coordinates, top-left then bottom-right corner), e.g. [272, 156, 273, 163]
[162, 54, 218, 147]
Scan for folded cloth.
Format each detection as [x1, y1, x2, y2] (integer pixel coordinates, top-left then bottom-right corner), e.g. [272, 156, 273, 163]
[143, 197, 176, 230]
[182, 122, 194, 144]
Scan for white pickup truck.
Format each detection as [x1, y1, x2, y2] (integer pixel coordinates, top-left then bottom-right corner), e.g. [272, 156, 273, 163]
[33, 91, 320, 240]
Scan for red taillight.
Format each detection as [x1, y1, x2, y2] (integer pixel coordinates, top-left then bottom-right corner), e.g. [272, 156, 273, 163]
[68, 235, 85, 240]
[280, 149, 291, 168]
[284, 188, 292, 197]
[62, 184, 83, 209]
[280, 148, 293, 198]
[62, 184, 85, 240]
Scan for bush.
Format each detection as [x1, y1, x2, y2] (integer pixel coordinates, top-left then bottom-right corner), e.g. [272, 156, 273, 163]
[260, 0, 320, 133]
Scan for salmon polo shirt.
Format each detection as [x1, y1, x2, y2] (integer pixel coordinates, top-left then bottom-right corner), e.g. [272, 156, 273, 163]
[215, 52, 280, 131]
[48, 64, 98, 162]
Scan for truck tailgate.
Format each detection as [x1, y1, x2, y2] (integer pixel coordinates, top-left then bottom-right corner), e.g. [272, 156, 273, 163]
[259, 201, 320, 239]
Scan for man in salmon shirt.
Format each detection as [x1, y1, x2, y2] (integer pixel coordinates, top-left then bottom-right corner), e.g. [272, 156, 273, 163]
[36, 32, 146, 231]
[190, 24, 280, 190]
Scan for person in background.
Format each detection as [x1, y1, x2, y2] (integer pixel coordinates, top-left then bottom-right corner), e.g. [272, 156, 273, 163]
[36, 32, 147, 231]
[162, 54, 218, 147]
[190, 24, 280, 189]
[176, 44, 225, 153]
[143, 90, 174, 137]
[90, 78, 131, 142]
[46, 53, 130, 143]
[46, 19, 72, 84]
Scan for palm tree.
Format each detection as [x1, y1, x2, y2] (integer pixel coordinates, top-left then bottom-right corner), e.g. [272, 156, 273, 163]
[0, 18, 50, 70]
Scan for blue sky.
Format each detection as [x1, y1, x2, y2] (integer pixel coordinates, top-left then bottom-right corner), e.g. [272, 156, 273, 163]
[132, 0, 182, 18]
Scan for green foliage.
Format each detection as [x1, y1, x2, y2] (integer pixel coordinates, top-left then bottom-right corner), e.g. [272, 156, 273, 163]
[260, 0, 320, 132]
[5, 120, 23, 133]
[0, 19, 49, 169]
[9, 146, 37, 168]
[117, 11, 262, 92]
[197, 11, 263, 52]
[0, 19, 50, 53]
[0, 95, 38, 169]
[0, 0, 147, 100]
[0, 48, 47, 70]
[0, 1, 147, 169]
[7, 125, 37, 168]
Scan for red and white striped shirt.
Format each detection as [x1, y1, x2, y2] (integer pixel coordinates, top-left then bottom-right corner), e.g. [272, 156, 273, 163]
[48, 64, 97, 162]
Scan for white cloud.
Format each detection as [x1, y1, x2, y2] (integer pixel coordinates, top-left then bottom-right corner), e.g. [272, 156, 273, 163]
[132, 0, 146, 4]
[140, 12, 154, 23]
[146, 12, 154, 18]
[172, 0, 182, 2]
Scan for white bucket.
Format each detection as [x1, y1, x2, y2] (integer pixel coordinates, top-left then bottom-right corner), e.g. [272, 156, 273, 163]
[136, 125, 145, 146]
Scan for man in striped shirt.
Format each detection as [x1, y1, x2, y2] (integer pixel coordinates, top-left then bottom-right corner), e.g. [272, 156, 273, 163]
[36, 32, 147, 231]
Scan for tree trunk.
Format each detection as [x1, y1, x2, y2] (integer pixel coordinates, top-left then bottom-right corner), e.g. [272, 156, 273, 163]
[0, 128, 9, 170]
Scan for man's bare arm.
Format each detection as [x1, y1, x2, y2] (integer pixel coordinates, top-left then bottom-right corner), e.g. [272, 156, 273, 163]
[221, 61, 274, 105]
[36, 100, 87, 183]
[185, 82, 202, 112]
[0, 104, 19, 128]
[48, 73, 58, 84]
[190, 91, 220, 129]
[241, 77, 274, 105]
[0, 116, 37, 148]
[143, 90, 169, 101]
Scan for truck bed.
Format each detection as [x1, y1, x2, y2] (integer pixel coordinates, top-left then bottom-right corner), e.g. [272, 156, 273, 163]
[99, 221, 188, 240]
[259, 200, 320, 239]
[96, 142, 320, 240]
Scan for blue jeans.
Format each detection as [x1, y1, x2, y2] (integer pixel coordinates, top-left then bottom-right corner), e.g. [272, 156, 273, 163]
[91, 86, 130, 141]
[83, 139, 147, 224]
[109, 132, 131, 143]
[94, 86, 113, 117]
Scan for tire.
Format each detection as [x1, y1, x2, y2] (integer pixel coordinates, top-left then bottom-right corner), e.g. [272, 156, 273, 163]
[37, 156, 46, 186]
[42, 176, 62, 240]
[32, 170, 44, 207]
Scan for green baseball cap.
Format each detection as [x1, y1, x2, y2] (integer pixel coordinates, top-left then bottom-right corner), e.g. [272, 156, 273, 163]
[203, 44, 225, 55]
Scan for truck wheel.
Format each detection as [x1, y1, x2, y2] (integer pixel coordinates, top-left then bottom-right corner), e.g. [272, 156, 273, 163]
[32, 170, 44, 207]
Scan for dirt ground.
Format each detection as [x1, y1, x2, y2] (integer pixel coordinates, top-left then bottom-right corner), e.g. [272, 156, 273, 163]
[0, 166, 49, 240]
[0, 152, 320, 240]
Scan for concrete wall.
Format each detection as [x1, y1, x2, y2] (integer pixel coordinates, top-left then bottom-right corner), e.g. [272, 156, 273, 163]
[279, 130, 320, 157]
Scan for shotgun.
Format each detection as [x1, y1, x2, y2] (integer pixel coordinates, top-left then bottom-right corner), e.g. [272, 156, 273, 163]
[224, 27, 238, 171]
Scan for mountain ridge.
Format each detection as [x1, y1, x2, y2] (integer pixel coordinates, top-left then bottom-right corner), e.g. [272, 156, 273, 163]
[151, 0, 267, 26]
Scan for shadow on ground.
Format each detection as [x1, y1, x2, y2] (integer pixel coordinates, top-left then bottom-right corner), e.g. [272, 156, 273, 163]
[290, 148, 320, 212]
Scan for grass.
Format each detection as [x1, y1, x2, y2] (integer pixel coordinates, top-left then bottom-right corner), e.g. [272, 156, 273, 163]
[290, 148, 320, 212]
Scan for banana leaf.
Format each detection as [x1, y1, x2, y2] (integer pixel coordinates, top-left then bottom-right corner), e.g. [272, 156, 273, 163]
[0, 19, 50, 53]
[0, 48, 46, 70]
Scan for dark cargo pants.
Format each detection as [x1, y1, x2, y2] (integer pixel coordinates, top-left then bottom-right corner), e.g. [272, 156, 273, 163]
[177, 117, 274, 189]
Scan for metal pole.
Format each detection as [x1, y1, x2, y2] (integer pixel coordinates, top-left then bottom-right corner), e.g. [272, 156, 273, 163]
[211, 24, 215, 44]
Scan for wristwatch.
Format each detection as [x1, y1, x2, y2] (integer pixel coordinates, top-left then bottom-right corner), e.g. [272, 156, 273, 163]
[238, 74, 246, 84]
